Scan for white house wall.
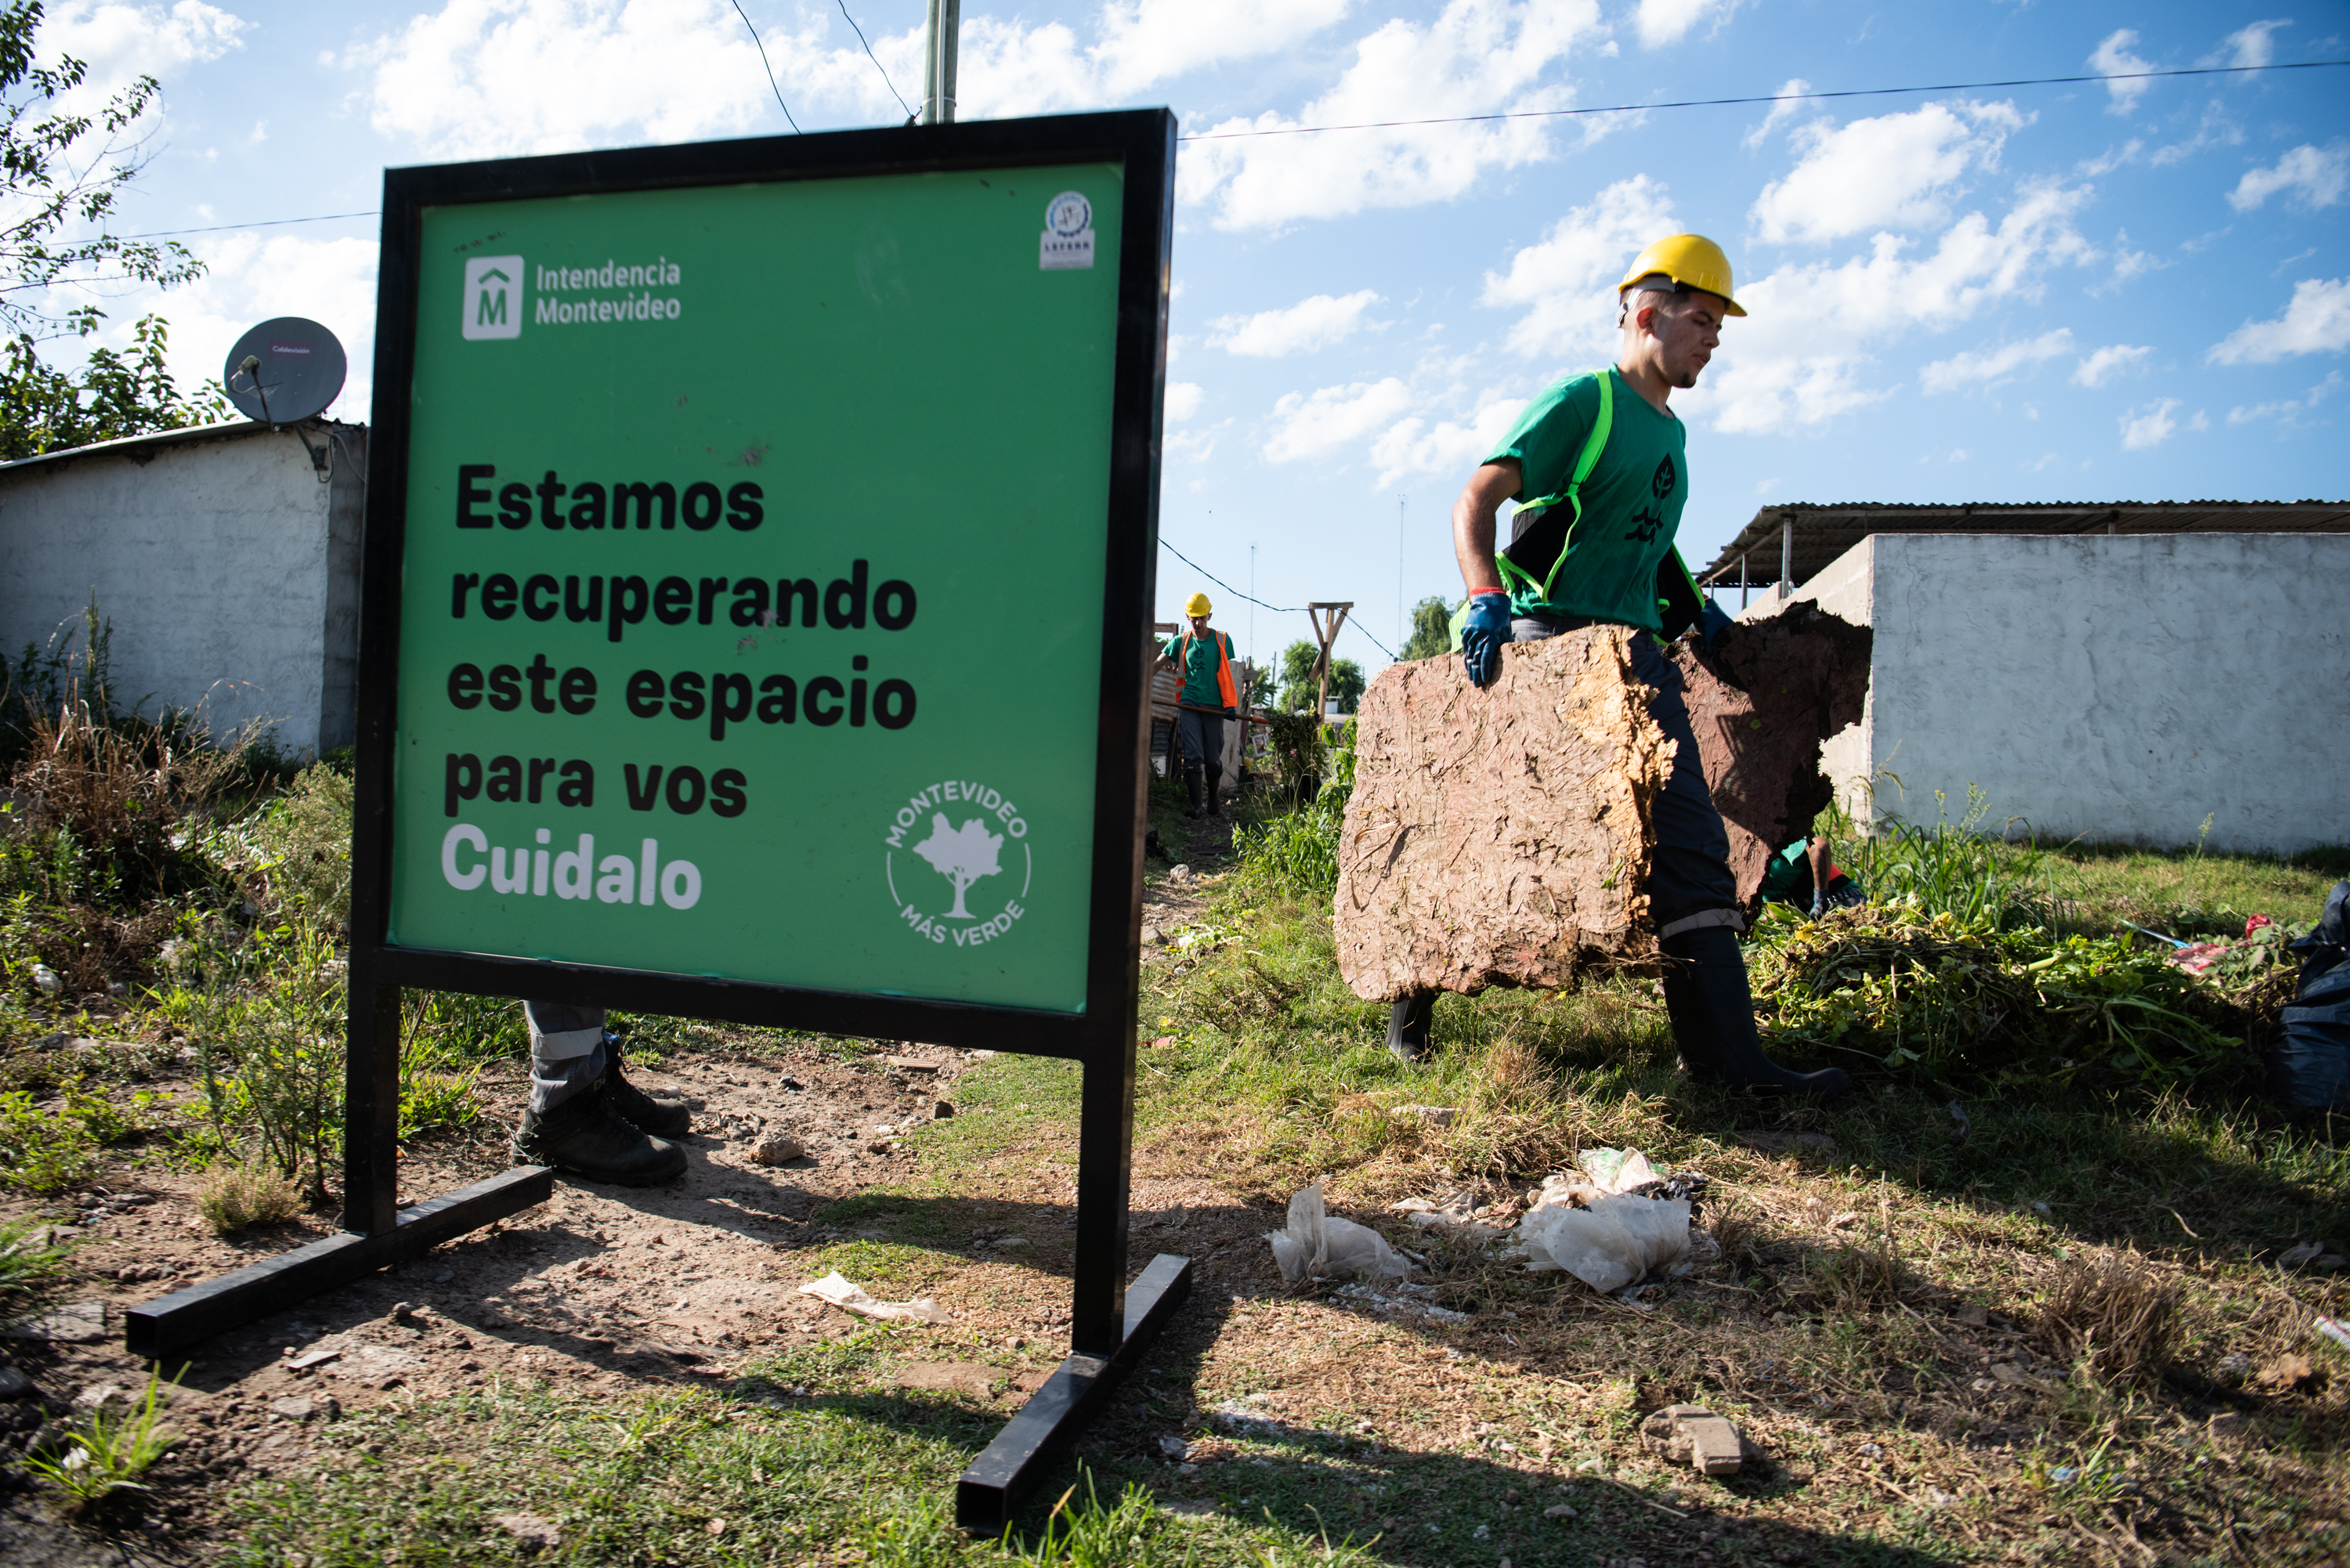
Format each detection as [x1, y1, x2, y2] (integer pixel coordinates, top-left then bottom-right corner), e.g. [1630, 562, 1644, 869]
[1745, 533, 2350, 855]
[0, 425, 363, 757]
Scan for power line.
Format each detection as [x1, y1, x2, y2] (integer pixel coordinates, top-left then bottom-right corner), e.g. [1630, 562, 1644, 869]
[1161, 537, 1396, 661]
[1175, 58, 2350, 143]
[117, 210, 378, 240]
[730, 0, 803, 133]
[837, 0, 913, 121]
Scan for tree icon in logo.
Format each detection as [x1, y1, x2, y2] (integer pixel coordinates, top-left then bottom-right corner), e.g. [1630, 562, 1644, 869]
[911, 813, 1003, 919]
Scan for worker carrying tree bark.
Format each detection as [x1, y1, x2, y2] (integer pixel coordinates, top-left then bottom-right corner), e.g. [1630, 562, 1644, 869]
[1394, 233, 1850, 1099]
[1155, 591, 1241, 819]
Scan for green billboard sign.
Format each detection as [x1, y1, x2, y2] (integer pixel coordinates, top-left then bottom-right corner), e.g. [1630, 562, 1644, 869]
[353, 115, 1173, 1052]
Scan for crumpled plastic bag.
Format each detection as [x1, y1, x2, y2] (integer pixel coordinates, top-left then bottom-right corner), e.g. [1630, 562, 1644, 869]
[1518, 1194, 1693, 1292]
[797, 1270, 948, 1324]
[1267, 1182, 1409, 1284]
[1578, 1147, 1661, 1193]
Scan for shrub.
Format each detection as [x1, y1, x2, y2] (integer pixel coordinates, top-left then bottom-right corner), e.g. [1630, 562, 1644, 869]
[195, 1161, 304, 1234]
[0, 1086, 98, 1193]
[248, 763, 353, 930]
[2034, 1250, 2181, 1385]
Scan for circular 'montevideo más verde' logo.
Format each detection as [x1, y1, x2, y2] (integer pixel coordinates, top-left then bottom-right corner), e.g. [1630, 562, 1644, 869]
[883, 780, 1034, 948]
[1045, 191, 1093, 238]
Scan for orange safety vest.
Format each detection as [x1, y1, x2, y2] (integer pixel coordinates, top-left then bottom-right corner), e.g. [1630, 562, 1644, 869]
[1175, 628, 1239, 712]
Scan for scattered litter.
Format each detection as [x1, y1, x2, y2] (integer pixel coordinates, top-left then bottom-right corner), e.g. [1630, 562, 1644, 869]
[750, 1133, 806, 1165]
[2316, 1317, 2350, 1353]
[1389, 1192, 1509, 1245]
[1543, 1503, 1578, 1519]
[1159, 1436, 1190, 1460]
[1947, 1100, 1972, 1142]
[1391, 1104, 1459, 1128]
[797, 1271, 947, 1325]
[2279, 1241, 2328, 1268]
[1578, 1147, 1660, 1193]
[1212, 1396, 1278, 1432]
[1520, 1195, 1692, 1293]
[285, 1348, 342, 1372]
[2257, 1353, 2319, 1393]
[269, 1394, 320, 1422]
[884, 1055, 945, 1071]
[30, 963, 60, 994]
[1266, 1183, 1408, 1284]
[1333, 1281, 1468, 1324]
[70, 1382, 126, 1411]
[2047, 1466, 2079, 1484]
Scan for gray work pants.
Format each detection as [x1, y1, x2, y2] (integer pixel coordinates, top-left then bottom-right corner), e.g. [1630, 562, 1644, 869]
[524, 1000, 606, 1114]
[1177, 709, 1225, 793]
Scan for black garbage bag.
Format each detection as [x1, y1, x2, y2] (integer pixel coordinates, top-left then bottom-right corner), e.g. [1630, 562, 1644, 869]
[2270, 880, 2350, 1112]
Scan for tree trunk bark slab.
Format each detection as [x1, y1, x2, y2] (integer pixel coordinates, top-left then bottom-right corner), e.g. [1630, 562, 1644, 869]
[1335, 627, 1671, 1002]
[1668, 601, 1872, 907]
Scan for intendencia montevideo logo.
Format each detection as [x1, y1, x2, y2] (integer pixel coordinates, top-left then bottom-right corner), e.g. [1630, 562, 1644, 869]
[461, 251, 689, 341]
[883, 781, 1033, 948]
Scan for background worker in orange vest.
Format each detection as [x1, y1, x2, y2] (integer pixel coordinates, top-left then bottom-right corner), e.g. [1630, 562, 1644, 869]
[1155, 591, 1241, 819]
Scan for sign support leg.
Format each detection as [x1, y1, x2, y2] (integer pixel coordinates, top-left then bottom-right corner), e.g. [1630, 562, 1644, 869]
[124, 971, 552, 1360]
[954, 1052, 1192, 1534]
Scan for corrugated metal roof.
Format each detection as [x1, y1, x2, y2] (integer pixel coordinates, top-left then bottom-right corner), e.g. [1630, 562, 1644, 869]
[1698, 500, 2350, 589]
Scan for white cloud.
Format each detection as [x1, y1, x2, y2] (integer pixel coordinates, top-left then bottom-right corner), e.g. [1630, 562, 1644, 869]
[1741, 78, 1811, 150]
[1092, 0, 1357, 97]
[2149, 103, 2245, 167]
[1481, 175, 1677, 362]
[2090, 29, 2157, 114]
[2226, 369, 2343, 426]
[1751, 100, 2023, 244]
[1634, 0, 1739, 49]
[1369, 388, 1524, 486]
[1177, 0, 1603, 231]
[352, 0, 776, 158]
[35, 0, 249, 103]
[1685, 180, 2095, 434]
[1209, 290, 1381, 357]
[1917, 328, 2073, 392]
[2119, 397, 2179, 449]
[2072, 343, 2153, 387]
[1164, 381, 1205, 421]
[1263, 378, 1413, 463]
[2228, 143, 2349, 212]
[2222, 18, 2290, 70]
[2207, 277, 2350, 364]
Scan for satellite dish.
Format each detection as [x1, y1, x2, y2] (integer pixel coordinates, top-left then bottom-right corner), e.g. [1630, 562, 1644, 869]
[223, 317, 346, 425]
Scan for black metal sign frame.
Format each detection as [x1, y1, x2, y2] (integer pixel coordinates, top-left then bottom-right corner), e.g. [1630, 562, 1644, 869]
[128, 108, 1185, 1534]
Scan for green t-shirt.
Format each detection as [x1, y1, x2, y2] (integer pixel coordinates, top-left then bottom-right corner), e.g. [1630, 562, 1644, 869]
[1160, 627, 1236, 710]
[1482, 367, 1688, 631]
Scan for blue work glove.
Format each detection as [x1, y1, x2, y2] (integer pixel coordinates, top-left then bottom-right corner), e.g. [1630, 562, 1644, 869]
[1699, 598, 1734, 649]
[1225, 706, 1239, 718]
[1460, 590, 1513, 688]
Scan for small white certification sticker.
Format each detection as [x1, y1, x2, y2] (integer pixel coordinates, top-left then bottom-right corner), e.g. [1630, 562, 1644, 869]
[1039, 190, 1095, 270]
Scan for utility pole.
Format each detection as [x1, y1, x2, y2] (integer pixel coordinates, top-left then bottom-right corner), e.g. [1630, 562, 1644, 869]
[1307, 602, 1352, 721]
[1248, 544, 1256, 681]
[1396, 493, 1405, 656]
[922, 0, 960, 124]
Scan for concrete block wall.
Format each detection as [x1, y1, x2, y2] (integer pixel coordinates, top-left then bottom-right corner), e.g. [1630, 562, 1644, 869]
[1742, 532, 2350, 855]
[0, 423, 366, 757]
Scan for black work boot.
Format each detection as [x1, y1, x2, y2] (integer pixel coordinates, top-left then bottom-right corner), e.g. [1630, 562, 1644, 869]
[1184, 763, 1205, 819]
[512, 1074, 688, 1185]
[1387, 990, 1436, 1062]
[602, 1031, 691, 1137]
[1661, 926, 1852, 1099]
[1206, 773, 1224, 817]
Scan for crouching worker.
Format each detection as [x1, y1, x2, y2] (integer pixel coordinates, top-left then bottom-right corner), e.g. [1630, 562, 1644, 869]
[1759, 836, 1864, 917]
[1393, 233, 1849, 1100]
[1155, 592, 1241, 819]
[509, 1001, 692, 1184]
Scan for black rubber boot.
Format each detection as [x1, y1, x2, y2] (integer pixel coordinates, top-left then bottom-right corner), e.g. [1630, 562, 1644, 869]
[602, 1031, 691, 1137]
[1184, 762, 1205, 819]
[512, 1075, 688, 1185]
[1387, 990, 1436, 1062]
[1206, 771, 1223, 817]
[1661, 926, 1851, 1098]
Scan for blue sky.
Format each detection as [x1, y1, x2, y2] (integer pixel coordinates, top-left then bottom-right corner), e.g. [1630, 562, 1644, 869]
[34, 0, 2350, 674]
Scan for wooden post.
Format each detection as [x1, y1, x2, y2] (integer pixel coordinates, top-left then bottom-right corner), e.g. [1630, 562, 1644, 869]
[1306, 602, 1352, 720]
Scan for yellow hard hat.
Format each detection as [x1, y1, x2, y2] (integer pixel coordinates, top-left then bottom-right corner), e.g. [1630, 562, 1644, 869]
[1184, 591, 1212, 616]
[1618, 233, 1747, 317]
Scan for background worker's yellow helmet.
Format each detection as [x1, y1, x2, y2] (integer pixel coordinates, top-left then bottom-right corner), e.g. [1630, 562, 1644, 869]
[1184, 591, 1213, 616]
[1618, 233, 1747, 317]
